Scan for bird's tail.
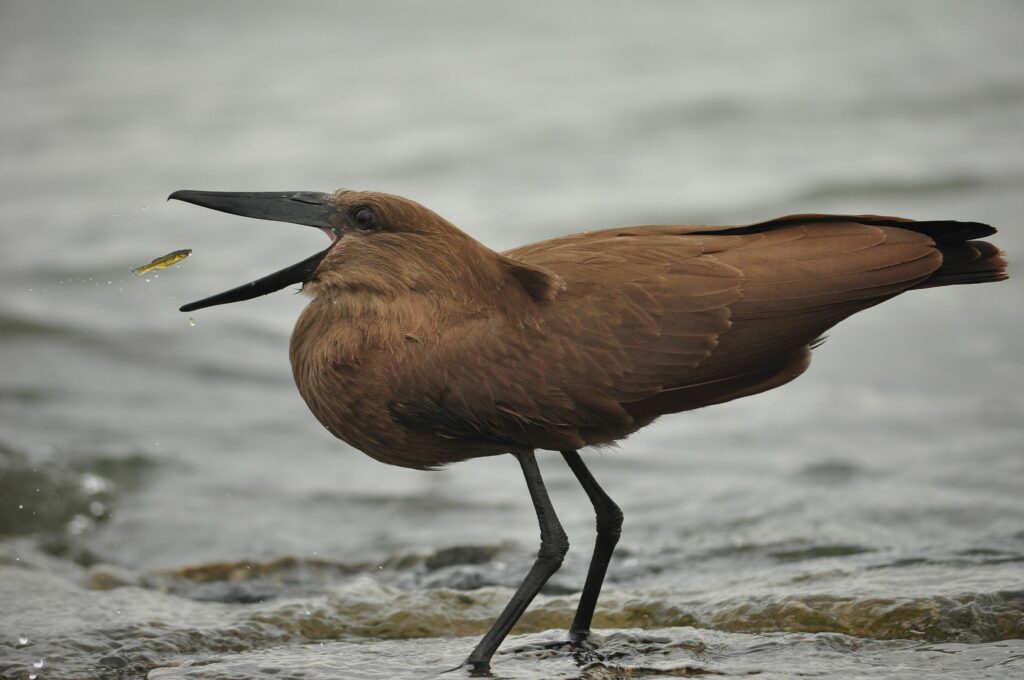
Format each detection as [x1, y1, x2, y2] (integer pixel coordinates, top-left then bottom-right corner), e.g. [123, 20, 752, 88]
[851, 218, 1003, 288]
[890, 219, 1008, 289]
[719, 214, 1008, 289]
[916, 239, 1007, 288]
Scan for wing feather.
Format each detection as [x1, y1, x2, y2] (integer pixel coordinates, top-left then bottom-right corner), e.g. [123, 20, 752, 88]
[391, 215, 950, 451]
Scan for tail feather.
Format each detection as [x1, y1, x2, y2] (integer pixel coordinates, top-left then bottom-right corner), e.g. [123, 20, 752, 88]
[699, 213, 1006, 289]
[916, 239, 1007, 289]
[878, 217, 997, 244]
[748, 215, 1008, 289]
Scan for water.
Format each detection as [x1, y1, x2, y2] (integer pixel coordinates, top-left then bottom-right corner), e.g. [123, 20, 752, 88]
[2, 1, 1023, 678]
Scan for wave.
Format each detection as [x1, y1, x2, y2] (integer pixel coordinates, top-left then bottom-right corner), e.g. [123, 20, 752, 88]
[140, 544, 511, 603]
[0, 442, 156, 541]
[0, 310, 77, 339]
[127, 550, 1024, 645]
[4, 565, 1021, 680]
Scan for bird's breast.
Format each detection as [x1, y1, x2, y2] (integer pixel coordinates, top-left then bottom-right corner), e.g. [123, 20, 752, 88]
[288, 296, 484, 469]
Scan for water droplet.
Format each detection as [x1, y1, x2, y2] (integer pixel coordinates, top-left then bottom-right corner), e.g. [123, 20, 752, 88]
[107, 281, 112, 285]
[18, 504, 23, 510]
[144, 278, 150, 283]
[80, 473, 108, 494]
[18, 635, 28, 645]
[89, 501, 106, 517]
[189, 316, 196, 327]
[30, 674, 37, 680]
[33, 659, 44, 668]
[67, 514, 91, 535]
[141, 206, 148, 212]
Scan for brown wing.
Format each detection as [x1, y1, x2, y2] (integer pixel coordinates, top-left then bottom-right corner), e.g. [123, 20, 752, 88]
[390, 215, 955, 452]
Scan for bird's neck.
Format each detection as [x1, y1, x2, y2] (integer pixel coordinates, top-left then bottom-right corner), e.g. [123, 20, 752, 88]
[292, 292, 419, 367]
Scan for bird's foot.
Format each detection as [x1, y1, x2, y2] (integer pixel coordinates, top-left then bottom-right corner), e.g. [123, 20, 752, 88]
[502, 635, 603, 665]
[441, 660, 492, 677]
[443, 636, 601, 676]
[567, 632, 602, 664]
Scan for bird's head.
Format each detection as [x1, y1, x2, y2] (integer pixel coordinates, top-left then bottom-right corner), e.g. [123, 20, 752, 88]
[170, 189, 563, 312]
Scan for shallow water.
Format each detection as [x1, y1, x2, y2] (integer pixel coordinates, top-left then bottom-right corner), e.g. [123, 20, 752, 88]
[2, 1, 1023, 678]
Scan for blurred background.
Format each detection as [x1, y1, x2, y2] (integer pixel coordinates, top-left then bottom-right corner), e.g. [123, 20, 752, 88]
[1, 1, 1022, 678]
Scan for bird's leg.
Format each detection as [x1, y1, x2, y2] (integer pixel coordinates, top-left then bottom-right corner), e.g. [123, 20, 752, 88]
[561, 449, 622, 643]
[464, 450, 569, 673]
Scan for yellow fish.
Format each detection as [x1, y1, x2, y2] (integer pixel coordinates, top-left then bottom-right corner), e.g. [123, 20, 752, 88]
[132, 249, 192, 276]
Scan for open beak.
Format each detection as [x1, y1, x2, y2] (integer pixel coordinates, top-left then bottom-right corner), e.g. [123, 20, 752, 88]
[169, 190, 336, 312]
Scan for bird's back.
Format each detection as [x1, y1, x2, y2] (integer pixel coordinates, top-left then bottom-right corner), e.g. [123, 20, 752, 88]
[388, 214, 1004, 464]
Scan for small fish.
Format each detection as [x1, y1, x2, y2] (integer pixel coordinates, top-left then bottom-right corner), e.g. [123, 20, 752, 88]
[132, 249, 192, 276]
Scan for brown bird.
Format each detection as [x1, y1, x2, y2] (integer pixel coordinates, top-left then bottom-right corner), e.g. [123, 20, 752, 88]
[170, 188, 1006, 672]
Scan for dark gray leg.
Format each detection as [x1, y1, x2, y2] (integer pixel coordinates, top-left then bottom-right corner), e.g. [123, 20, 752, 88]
[561, 449, 623, 642]
[464, 451, 569, 673]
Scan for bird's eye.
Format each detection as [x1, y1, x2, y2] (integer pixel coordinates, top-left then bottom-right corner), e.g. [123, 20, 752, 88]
[354, 208, 376, 230]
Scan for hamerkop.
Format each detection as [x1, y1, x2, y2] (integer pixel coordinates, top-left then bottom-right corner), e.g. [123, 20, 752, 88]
[170, 188, 1006, 672]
